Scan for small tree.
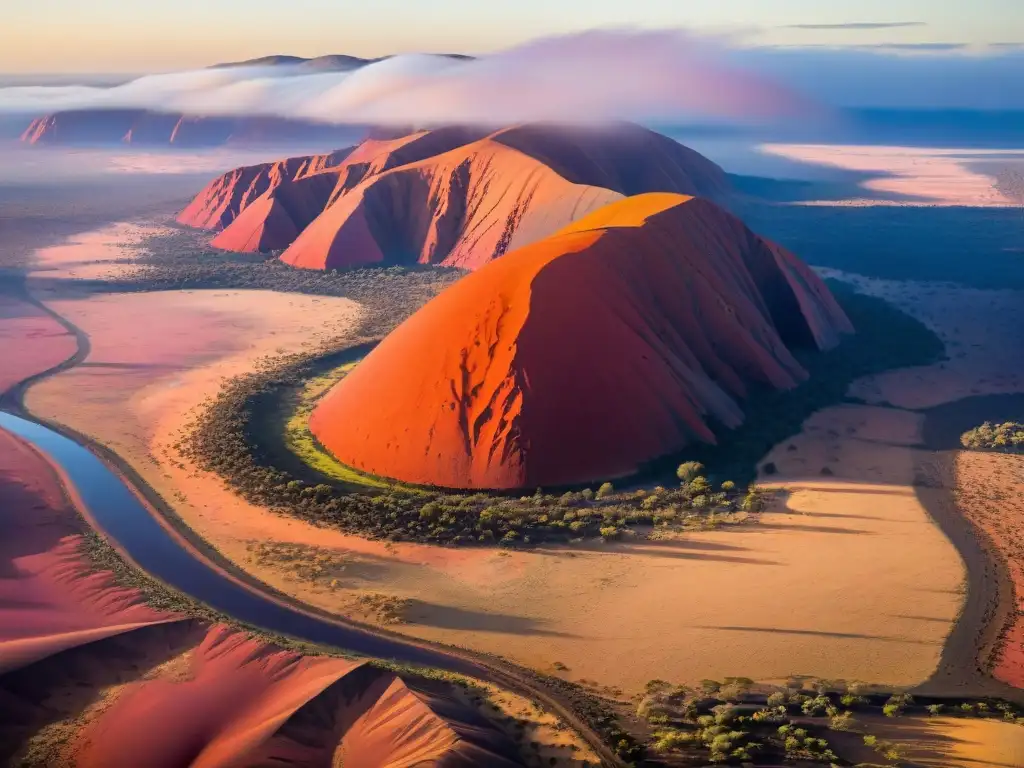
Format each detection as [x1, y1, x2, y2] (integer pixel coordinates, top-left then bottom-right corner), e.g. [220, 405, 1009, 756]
[677, 461, 705, 483]
[595, 481, 615, 500]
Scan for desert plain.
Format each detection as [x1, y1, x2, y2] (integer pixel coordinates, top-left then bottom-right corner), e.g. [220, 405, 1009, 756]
[3, 134, 1024, 767]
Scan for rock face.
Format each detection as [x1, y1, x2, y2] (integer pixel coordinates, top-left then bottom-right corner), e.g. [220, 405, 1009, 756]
[176, 149, 355, 251]
[21, 109, 358, 147]
[280, 137, 625, 270]
[178, 126, 488, 252]
[178, 122, 729, 263]
[310, 193, 853, 490]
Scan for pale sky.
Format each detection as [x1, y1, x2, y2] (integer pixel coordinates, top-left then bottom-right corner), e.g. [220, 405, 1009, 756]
[2, 0, 1023, 73]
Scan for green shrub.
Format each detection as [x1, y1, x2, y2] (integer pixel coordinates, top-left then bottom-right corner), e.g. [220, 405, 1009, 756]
[677, 461, 705, 483]
[961, 421, 1024, 452]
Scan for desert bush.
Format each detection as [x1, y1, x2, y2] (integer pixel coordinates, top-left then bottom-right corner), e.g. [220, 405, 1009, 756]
[676, 461, 705, 483]
[960, 421, 1024, 452]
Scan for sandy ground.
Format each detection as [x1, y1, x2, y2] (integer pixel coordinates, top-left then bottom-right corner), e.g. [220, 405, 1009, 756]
[953, 450, 1024, 688]
[22, 278, 966, 694]
[28, 220, 173, 281]
[869, 715, 1024, 768]
[760, 270, 1024, 692]
[819, 271, 1024, 409]
[0, 292, 76, 395]
[759, 144, 1024, 206]
[18, 190, 1024, 709]
[26, 286, 362, 519]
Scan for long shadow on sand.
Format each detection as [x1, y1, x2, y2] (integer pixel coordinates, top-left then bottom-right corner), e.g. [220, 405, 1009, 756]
[912, 393, 1024, 703]
[536, 539, 781, 566]
[403, 601, 578, 638]
[692, 625, 941, 647]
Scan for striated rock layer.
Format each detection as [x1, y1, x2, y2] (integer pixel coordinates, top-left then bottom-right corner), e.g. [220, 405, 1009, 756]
[311, 193, 853, 489]
[179, 126, 488, 252]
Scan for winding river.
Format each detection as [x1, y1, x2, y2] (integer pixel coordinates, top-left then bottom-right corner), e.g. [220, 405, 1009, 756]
[0, 409, 481, 672]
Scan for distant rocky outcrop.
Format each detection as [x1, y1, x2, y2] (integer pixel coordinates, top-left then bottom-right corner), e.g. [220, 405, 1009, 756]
[20, 110, 360, 147]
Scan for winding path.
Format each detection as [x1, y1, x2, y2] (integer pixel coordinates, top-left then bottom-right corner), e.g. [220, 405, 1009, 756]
[0, 277, 629, 768]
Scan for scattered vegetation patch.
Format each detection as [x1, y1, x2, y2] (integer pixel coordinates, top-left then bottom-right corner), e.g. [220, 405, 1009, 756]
[245, 540, 354, 587]
[961, 421, 1024, 453]
[634, 676, 1023, 765]
[106, 227, 465, 337]
[185, 368, 758, 545]
[350, 592, 411, 625]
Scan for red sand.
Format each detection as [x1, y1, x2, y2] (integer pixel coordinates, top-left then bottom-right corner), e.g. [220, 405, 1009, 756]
[0, 294, 76, 396]
[0, 428, 177, 675]
[953, 451, 1024, 689]
[74, 626, 521, 767]
[73, 626, 363, 768]
[311, 193, 853, 489]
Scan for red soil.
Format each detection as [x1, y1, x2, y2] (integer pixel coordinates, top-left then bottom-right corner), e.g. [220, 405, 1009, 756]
[0, 294, 77, 396]
[72, 627, 520, 767]
[311, 193, 853, 489]
[953, 451, 1024, 689]
[73, 626, 363, 768]
[0, 428, 177, 675]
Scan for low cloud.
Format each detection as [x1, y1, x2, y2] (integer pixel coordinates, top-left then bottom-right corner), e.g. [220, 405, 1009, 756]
[0, 29, 810, 127]
[786, 22, 927, 31]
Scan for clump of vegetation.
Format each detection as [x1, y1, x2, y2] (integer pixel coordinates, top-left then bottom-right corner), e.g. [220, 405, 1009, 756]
[960, 421, 1024, 452]
[101, 226, 467, 339]
[182, 347, 757, 546]
[634, 676, 1024, 765]
[352, 592, 411, 624]
[637, 680, 839, 764]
